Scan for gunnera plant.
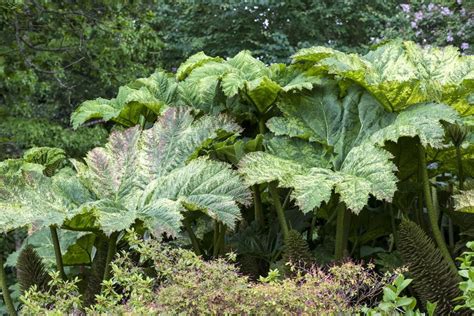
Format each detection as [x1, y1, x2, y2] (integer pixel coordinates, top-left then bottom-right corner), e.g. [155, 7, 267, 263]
[398, 219, 462, 314]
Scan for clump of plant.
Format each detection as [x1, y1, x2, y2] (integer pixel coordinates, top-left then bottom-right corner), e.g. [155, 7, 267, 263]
[362, 274, 437, 316]
[18, 231, 401, 314]
[455, 241, 474, 312]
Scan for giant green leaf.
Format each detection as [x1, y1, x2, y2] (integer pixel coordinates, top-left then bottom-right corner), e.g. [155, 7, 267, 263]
[292, 40, 474, 114]
[71, 71, 177, 128]
[370, 103, 460, 149]
[179, 51, 325, 116]
[139, 107, 241, 181]
[71, 107, 249, 235]
[240, 84, 398, 214]
[176, 52, 224, 81]
[0, 168, 93, 233]
[268, 84, 395, 162]
[143, 158, 250, 229]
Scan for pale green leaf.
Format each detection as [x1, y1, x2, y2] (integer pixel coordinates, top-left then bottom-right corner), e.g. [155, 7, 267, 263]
[454, 190, 474, 213]
[370, 103, 460, 149]
[246, 76, 281, 113]
[238, 151, 307, 187]
[176, 52, 223, 81]
[0, 169, 92, 233]
[292, 144, 397, 213]
[143, 158, 250, 229]
[71, 71, 176, 128]
[292, 40, 474, 114]
[269, 63, 323, 92]
[140, 107, 241, 181]
[265, 136, 331, 169]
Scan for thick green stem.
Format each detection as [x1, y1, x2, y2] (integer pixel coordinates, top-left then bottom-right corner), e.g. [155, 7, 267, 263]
[268, 182, 289, 240]
[418, 145, 457, 274]
[213, 222, 225, 258]
[307, 212, 317, 246]
[218, 223, 226, 254]
[388, 203, 398, 246]
[0, 254, 16, 316]
[213, 221, 219, 258]
[334, 204, 347, 260]
[257, 117, 266, 135]
[456, 146, 465, 190]
[103, 232, 119, 282]
[252, 185, 264, 227]
[448, 217, 455, 248]
[50, 225, 66, 280]
[184, 220, 201, 256]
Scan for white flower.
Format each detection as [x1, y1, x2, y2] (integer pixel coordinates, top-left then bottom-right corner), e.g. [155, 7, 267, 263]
[400, 4, 410, 13]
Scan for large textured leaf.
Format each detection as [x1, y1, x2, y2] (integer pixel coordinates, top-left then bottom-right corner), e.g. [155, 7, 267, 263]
[268, 84, 395, 162]
[370, 103, 460, 149]
[71, 71, 177, 128]
[240, 84, 398, 214]
[292, 144, 397, 213]
[71, 107, 249, 235]
[0, 168, 92, 233]
[239, 151, 307, 187]
[269, 63, 323, 92]
[292, 41, 474, 114]
[221, 50, 268, 98]
[241, 142, 397, 214]
[79, 125, 141, 200]
[143, 158, 250, 229]
[176, 52, 224, 81]
[178, 62, 232, 114]
[139, 107, 241, 181]
[454, 190, 474, 213]
[178, 51, 270, 114]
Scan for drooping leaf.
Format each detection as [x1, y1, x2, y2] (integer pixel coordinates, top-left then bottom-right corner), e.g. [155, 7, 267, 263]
[71, 71, 177, 128]
[70, 107, 249, 235]
[240, 84, 398, 214]
[454, 190, 474, 213]
[292, 40, 474, 114]
[290, 144, 397, 213]
[0, 168, 92, 233]
[370, 103, 460, 149]
[176, 52, 224, 81]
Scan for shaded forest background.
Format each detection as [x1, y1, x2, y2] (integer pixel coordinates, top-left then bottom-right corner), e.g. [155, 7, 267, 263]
[1, 0, 472, 159]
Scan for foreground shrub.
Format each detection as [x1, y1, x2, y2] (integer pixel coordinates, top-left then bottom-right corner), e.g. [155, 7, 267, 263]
[456, 241, 474, 312]
[20, 231, 400, 315]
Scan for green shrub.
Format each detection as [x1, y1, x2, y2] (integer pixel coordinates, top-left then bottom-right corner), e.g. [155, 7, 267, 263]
[455, 241, 474, 312]
[19, 231, 399, 315]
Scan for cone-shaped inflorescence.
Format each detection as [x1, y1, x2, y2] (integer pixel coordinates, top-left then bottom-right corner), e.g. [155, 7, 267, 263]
[398, 220, 461, 315]
[282, 229, 313, 274]
[16, 245, 51, 294]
